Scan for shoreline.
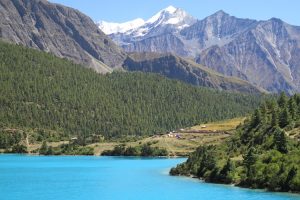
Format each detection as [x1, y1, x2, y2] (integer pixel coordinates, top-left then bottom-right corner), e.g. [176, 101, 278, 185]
[172, 173, 300, 195]
[0, 152, 187, 159]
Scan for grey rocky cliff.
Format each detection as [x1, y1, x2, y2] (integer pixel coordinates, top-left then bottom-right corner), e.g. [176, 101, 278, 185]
[0, 0, 126, 73]
[196, 18, 300, 93]
[123, 33, 188, 56]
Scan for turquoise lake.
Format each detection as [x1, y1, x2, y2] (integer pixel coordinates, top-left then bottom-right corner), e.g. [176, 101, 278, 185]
[0, 155, 299, 200]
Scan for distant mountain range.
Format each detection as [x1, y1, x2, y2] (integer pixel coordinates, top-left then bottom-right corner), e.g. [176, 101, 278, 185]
[1, 1, 298, 94]
[0, 1, 262, 93]
[99, 6, 300, 94]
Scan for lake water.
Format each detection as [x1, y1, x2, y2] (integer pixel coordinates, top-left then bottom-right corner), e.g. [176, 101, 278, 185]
[0, 155, 299, 200]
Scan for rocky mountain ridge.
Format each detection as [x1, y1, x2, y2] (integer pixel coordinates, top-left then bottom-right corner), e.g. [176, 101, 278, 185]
[101, 7, 300, 93]
[123, 52, 265, 93]
[98, 5, 196, 56]
[196, 17, 300, 93]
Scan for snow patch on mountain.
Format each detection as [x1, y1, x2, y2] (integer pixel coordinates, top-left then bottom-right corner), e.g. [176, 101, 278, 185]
[98, 18, 145, 35]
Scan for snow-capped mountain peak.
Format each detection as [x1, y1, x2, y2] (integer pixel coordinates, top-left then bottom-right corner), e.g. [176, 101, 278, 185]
[98, 18, 145, 35]
[98, 6, 196, 36]
[145, 5, 196, 30]
[164, 5, 177, 13]
[146, 5, 178, 24]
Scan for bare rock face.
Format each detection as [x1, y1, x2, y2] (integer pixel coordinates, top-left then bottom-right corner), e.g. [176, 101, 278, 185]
[196, 18, 300, 93]
[0, 0, 126, 73]
[180, 11, 257, 51]
[123, 33, 189, 56]
[123, 52, 264, 94]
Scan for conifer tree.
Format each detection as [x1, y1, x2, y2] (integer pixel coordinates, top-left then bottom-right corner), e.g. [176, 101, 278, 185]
[279, 108, 291, 128]
[288, 98, 297, 120]
[278, 92, 288, 108]
[251, 109, 262, 128]
[284, 166, 298, 191]
[271, 109, 279, 127]
[243, 147, 257, 177]
[273, 128, 288, 153]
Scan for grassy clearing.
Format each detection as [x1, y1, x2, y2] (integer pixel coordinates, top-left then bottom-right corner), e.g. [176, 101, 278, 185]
[89, 142, 117, 156]
[90, 118, 246, 156]
[287, 128, 300, 140]
[90, 132, 230, 156]
[190, 117, 246, 131]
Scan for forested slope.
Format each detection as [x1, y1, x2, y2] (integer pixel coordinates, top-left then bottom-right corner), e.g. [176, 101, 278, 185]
[171, 93, 300, 192]
[0, 41, 264, 148]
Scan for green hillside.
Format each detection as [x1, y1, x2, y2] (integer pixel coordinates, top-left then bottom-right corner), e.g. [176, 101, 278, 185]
[0, 41, 264, 149]
[170, 93, 300, 192]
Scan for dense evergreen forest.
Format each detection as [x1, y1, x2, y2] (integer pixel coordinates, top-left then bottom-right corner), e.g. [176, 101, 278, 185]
[170, 93, 300, 192]
[0, 41, 264, 150]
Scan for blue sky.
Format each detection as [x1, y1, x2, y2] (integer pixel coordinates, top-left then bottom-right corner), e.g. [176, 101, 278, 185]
[50, 0, 300, 25]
